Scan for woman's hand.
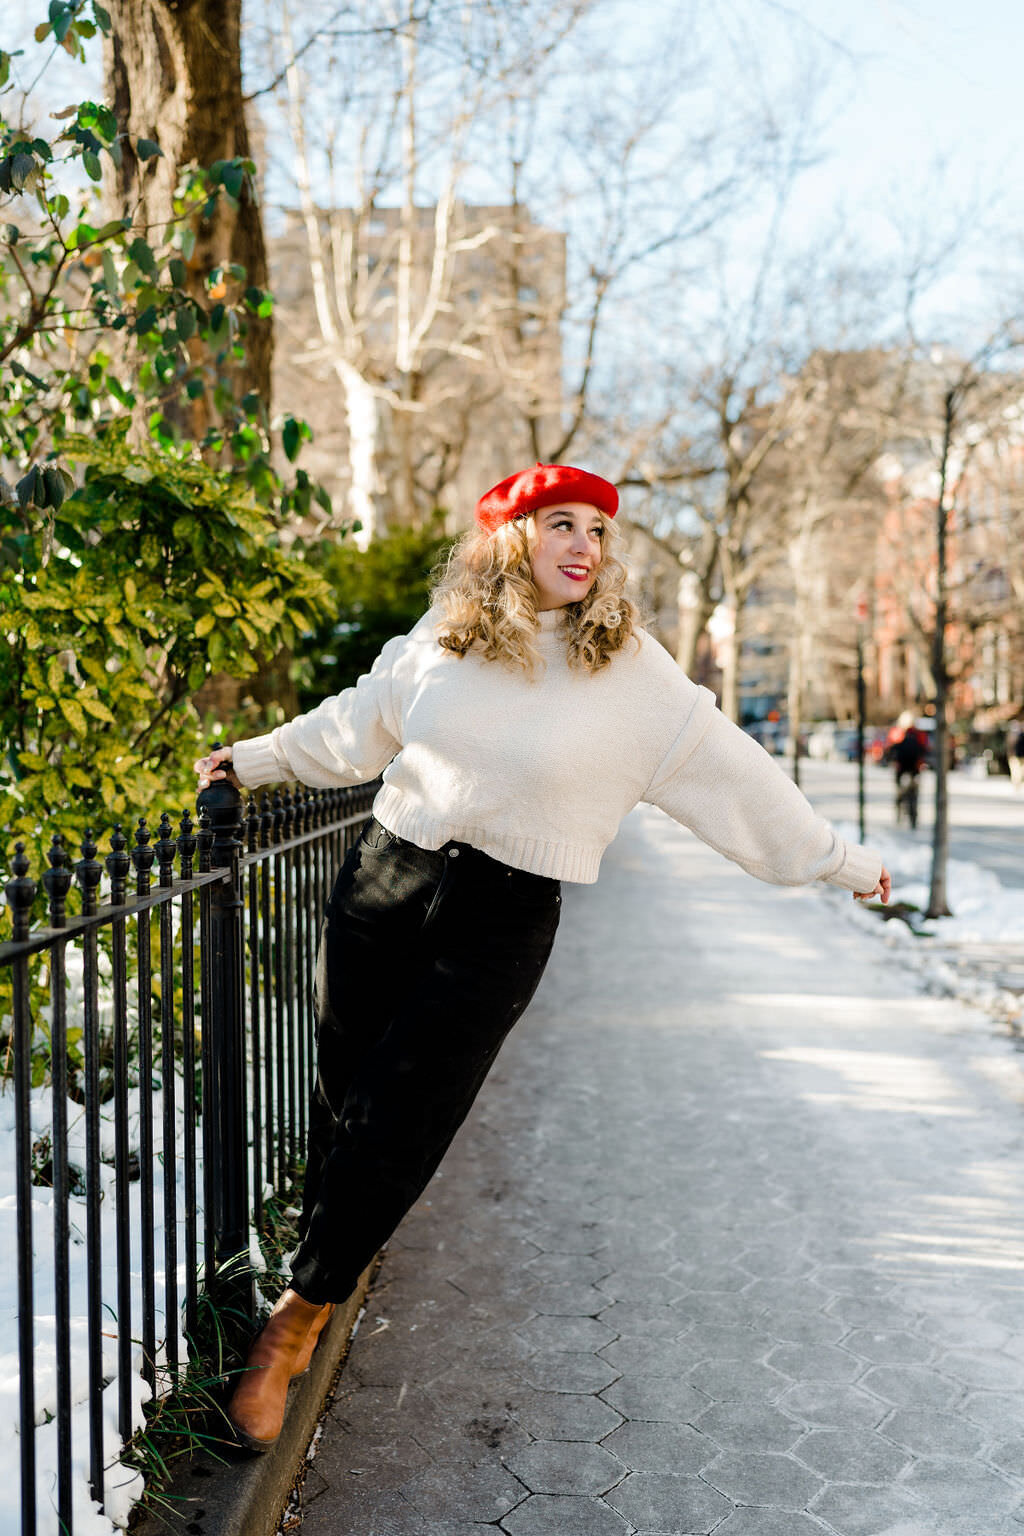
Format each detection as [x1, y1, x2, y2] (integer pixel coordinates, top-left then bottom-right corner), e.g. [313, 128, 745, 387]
[853, 865, 891, 905]
[194, 745, 243, 792]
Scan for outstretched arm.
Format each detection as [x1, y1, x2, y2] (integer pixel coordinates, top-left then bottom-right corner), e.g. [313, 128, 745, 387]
[645, 705, 888, 899]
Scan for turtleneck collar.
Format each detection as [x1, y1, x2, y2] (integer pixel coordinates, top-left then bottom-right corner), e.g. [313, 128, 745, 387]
[537, 608, 566, 633]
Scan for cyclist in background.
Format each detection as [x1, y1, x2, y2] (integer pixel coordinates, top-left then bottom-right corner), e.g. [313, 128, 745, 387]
[892, 711, 929, 828]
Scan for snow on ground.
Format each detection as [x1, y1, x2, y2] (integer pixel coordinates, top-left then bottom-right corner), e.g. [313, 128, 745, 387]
[832, 819, 1024, 1030]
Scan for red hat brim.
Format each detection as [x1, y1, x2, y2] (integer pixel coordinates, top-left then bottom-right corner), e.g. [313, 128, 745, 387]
[475, 463, 619, 533]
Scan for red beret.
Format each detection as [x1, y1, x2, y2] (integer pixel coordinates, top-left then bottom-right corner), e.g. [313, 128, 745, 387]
[475, 463, 618, 533]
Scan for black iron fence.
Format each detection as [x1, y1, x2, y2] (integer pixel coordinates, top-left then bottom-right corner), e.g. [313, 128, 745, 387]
[1, 778, 377, 1536]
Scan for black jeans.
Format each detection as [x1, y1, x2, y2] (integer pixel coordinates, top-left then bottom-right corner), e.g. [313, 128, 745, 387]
[289, 818, 562, 1304]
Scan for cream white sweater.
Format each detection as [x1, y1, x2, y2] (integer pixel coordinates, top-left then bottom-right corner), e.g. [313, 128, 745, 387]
[231, 609, 882, 892]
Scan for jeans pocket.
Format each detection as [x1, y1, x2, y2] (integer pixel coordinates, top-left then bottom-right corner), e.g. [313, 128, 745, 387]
[359, 816, 397, 853]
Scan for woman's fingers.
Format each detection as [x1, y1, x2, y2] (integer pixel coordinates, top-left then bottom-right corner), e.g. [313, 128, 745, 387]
[194, 745, 233, 788]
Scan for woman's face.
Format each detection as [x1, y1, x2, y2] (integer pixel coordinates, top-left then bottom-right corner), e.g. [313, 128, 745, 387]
[528, 502, 605, 610]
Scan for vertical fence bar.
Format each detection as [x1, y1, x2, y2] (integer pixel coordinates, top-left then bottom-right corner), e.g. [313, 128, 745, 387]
[6, 846, 37, 1536]
[177, 811, 199, 1344]
[271, 792, 286, 1189]
[295, 792, 309, 1155]
[244, 797, 263, 1232]
[42, 834, 74, 1535]
[198, 809, 215, 1283]
[131, 820, 157, 1395]
[259, 796, 275, 1193]
[197, 781, 252, 1317]
[105, 825, 134, 1443]
[156, 815, 179, 1378]
[281, 791, 297, 1174]
[75, 830, 105, 1507]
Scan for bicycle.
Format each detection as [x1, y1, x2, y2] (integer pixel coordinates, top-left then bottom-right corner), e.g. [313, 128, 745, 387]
[895, 771, 919, 829]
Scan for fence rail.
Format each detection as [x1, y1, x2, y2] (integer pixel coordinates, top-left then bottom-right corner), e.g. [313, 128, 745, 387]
[1, 779, 377, 1536]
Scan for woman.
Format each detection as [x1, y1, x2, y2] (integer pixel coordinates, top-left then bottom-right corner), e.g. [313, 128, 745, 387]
[194, 462, 891, 1452]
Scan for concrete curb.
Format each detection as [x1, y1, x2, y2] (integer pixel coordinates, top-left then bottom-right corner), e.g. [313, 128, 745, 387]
[131, 1262, 376, 1536]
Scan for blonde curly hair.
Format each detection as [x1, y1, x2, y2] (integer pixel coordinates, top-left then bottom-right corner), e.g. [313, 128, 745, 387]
[431, 511, 639, 674]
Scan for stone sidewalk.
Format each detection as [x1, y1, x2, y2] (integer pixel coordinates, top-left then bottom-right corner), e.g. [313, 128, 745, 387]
[291, 806, 1024, 1536]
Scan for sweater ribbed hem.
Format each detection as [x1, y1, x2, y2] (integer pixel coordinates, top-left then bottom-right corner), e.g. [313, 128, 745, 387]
[231, 732, 294, 788]
[372, 783, 603, 884]
[824, 839, 883, 894]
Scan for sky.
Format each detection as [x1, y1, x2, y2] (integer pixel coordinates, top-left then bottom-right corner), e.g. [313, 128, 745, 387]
[6, 0, 1024, 336]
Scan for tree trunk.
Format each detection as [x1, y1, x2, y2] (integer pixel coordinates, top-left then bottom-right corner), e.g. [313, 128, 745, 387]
[926, 390, 955, 919]
[675, 527, 719, 675]
[103, 0, 272, 423]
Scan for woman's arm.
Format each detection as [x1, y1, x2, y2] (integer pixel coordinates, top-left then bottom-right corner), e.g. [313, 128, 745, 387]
[644, 706, 889, 899]
[194, 622, 420, 792]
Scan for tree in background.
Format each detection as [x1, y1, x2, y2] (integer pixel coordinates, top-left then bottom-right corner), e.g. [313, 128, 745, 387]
[103, 0, 272, 428]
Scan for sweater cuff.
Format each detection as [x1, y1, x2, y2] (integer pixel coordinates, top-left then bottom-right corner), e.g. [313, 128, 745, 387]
[824, 839, 883, 894]
[231, 733, 295, 789]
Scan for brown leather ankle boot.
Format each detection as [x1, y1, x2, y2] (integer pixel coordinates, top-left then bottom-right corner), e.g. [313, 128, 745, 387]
[290, 1302, 334, 1379]
[226, 1288, 326, 1451]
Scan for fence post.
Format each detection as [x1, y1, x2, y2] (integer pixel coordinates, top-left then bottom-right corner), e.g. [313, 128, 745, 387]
[197, 778, 253, 1320]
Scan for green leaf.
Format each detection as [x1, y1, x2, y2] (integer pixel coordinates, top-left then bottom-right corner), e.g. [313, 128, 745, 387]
[128, 236, 157, 276]
[0, 53, 11, 90]
[136, 138, 162, 161]
[222, 162, 244, 200]
[101, 247, 118, 294]
[11, 153, 35, 190]
[92, 2, 111, 33]
[82, 149, 101, 182]
[58, 697, 89, 736]
[2, 223, 19, 245]
[175, 305, 196, 341]
[135, 305, 158, 335]
[282, 418, 301, 462]
[168, 257, 187, 287]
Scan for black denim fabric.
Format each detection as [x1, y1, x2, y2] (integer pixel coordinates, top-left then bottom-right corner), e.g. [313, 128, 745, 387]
[289, 817, 562, 1304]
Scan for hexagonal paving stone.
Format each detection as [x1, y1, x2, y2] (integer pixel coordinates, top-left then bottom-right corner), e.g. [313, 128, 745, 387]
[702, 1450, 822, 1509]
[841, 1327, 933, 1366]
[677, 1262, 752, 1294]
[962, 1391, 1024, 1436]
[311, 1423, 433, 1490]
[809, 1480, 926, 1535]
[860, 1364, 960, 1409]
[794, 1426, 910, 1482]
[812, 1265, 895, 1298]
[507, 1440, 626, 1496]
[918, 1311, 1011, 1351]
[684, 1323, 778, 1363]
[757, 1309, 845, 1346]
[714, 1511, 828, 1536]
[824, 1293, 917, 1330]
[597, 1300, 685, 1338]
[687, 1358, 788, 1403]
[882, 1406, 986, 1457]
[525, 1252, 610, 1284]
[515, 1314, 617, 1354]
[600, 1336, 701, 1376]
[509, 1387, 623, 1442]
[989, 1438, 1024, 1476]
[937, 1348, 1024, 1392]
[601, 1374, 709, 1424]
[901, 1456, 1024, 1516]
[597, 1271, 685, 1305]
[604, 1471, 732, 1533]
[530, 1281, 610, 1316]
[602, 1419, 717, 1474]
[693, 1400, 803, 1454]
[765, 1341, 860, 1383]
[399, 1461, 527, 1523]
[501, 1494, 629, 1535]
[775, 1381, 885, 1428]
[523, 1350, 620, 1393]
